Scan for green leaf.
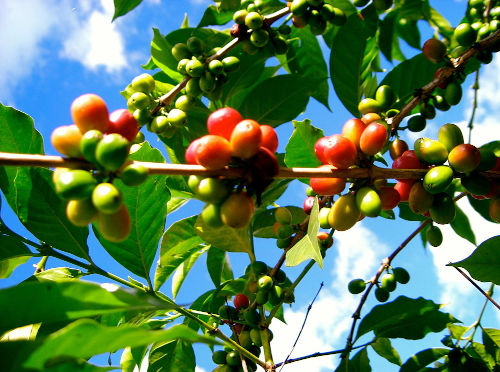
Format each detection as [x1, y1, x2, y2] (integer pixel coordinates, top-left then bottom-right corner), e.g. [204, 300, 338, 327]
[0, 256, 30, 279]
[467, 194, 495, 223]
[356, 296, 457, 340]
[183, 290, 224, 331]
[148, 339, 196, 372]
[28, 267, 86, 282]
[23, 321, 216, 370]
[284, 120, 323, 169]
[95, 143, 170, 280]
[206, 247, 233, 287]
[371, 337, 402, 366]
[46, 360, 117, 372]
[286, 197, 323, 268]
[396, 19, 421, 50]
[380, 54, 437, 108]
[259, 179, 292, 207]
[238, 74, 319, 127]
[424, 7, 454, 40]
[194, 216, 252, 255]
[400, 348, 449, 372]
[150, 28, 184, 83]
[0, 103, 44, 221]
[26, 168, 90, 260]
[0, 280, 168, 335]
[379, 13, 396, 62]
[448, 236, 500, 285]
[335, 347, 371, 372]
[198, 5, 233, 27]
[450, 205, 476, 245]
[287, 27, 330, 109]
[112, 0, 142, 21]
[447, 323, 469, 341]
[223, 50, 268, 108]
[154, 216, 205, 290]
[330, 14, 369, 117]
[172, 246, 208, 299]
[398, 202, 426, 221]
[0, 235, 32, 259]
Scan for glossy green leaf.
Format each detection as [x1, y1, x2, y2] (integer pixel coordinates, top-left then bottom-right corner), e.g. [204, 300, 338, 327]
[46, 360, 117, 372]
[238, 74, 319, 127]
[167, 197, 189, 215]
[371, 337, 402, 366]
[0, 103, 43, 221]
[284, 120, 323, 168]
[0, 256, 31, 279]
[0, 235, 32, 259]
[450, 205, 476, 245]
[95, 143, 170, 280]
[27, 267, 86, 282]
[223, 50, 268, 108]
[150, 29, 187, 83]
[468, 194, 494, 223]
[447, 323, 468, 341]
[379, 13, 396, 62]
[0, 280, 168, 334]
[380, 54, 437, 108]
[399, 348, 449, 372]
[198, 5, 233, 27]
[396, 0, 430, 21]
[206, 247, 233, 287]
[172, 246, 208, 299]
[23, 321, 216, 370]
[396, 19, 421, 50]
[322, 0, 357, 46]
[330, 14, 369, 117]
[448, 236, 500, 285]
[424, 7, 454, 40]
[183, 290, 224, 331]
[286, 197, 322, 268]
[154, 216, 205, 290]
[259, 179, 292, 208]
[112, 0, 142, 21]
[335, 347, 371, 372]
[194, 216, 252, 255]
[148, 339, 196, 372]
[356, 296, 457, 340]
[287, 27, 330, 109]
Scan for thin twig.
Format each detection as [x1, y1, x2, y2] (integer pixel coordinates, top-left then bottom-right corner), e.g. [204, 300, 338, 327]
[33, 256, 48, 274]
[274, 341, 372, 368]
[452, 267, 500, 310]
[467, 69, 480, 144]
[278, 282, 324, 372]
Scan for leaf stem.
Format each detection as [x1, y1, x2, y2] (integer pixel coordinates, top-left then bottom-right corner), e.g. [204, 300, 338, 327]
[33, 256, 48, 274]
[467, 69, 480, 144]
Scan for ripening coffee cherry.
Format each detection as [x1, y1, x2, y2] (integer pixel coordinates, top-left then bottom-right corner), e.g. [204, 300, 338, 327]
[389, 139, 409, 160]
[194, 135, 232, 170]
[96, 204, 131, 242]
[342, 118, 366, 150]
[66, 198, 98, 227]
[358, 98, 383, 115]
[359, 121, 388, 156]
[310, 165, 346, 196]
[220, 192, 255, 228]
[489, 198, 500, 223]
[414, 138, 448, 165]
[230, 119, 262, 159]
[422, 38, 447, 63]
[233, 293, 250, 310]
[322, 135, 357, 169]
[71, 93, 109, 133]
[92, 183, 123, 214]
[108, 109, 140, 142]
[438, 123, 464, 152]
[409, 182, 434, 215]
[379, 186, 401, 210]
[448, 144, 481, 173]
[233, 9, 248, 24]
[328, 193, 361, 231]
[258, 275, 273, 291]
[348, 279, 366, 294]
[51, 124, 83, 158]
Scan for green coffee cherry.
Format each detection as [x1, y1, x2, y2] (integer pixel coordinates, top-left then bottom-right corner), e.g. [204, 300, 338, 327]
[186, 37, 205, 55]
[150, 116, 171, 134]
[375, 287, 390, 302]
[348, 279, 366, 294]
[80, 129, 103, 163]
[245, 11, 263, 29]
[393, 267, 410, 284]
[120, 164, 148, 186]
[186, 78, 202, 97]
[167, 109, 188, 127]
[426, 225, 443, 247]
[177, 58, 190, 75]
[186, 59, 205, 77]
[222, 56, 240, 72]
[92, 182, 123, 214]
[380, 273, 397, 292]
[127, 92, 151, 110]
[250, 29, 269, 47]
[208, 59, 224, 75]
[131, 73, 155, 94]
[172, 43, 191, 61]
[407, 115, 426, 132]
[257, 275, 273, 291]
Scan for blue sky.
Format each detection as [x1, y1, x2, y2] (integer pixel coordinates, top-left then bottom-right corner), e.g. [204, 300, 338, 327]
[0, 0, 499, 371]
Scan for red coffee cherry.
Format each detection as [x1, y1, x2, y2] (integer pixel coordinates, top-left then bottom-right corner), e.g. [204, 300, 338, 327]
[207, 107, 243, 140]
[195, 135, 232, 170]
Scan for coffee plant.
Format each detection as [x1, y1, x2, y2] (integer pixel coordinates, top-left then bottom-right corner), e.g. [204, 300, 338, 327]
[0, 0, 500, 371]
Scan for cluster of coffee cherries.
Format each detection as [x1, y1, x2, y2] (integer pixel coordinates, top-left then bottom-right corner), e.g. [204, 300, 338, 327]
[186, 107, 279, 229]
[348, 266, 410, 303]
[51, 94, 147, 242]
[174, 36, 240, 103]
[289, 0, 347, 35]
[211, 261, 292, 371]
[391, 123, 500, 226]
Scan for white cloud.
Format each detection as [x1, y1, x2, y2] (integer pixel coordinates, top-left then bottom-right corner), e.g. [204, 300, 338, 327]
[61, 0, 128, 72]
[270, 224, 390, 371]
[0, 0, 61, 103]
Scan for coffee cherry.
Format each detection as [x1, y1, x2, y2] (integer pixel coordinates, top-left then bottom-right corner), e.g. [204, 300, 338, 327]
[196, 177, 229, 203]
[379, 186, 401, 210]
[291, 0, 309, 16]
[448, 144, 481, 173]
[422, 38, 447, 63]
[409, 182, 434, 215]
[322, 135, 357, 169]
[127, 92, 150, 110]
[359, 121, 388, 156]
[454, 23, 477, 47]
[80, 130, 103, 163]
[348, 279, 366, 294]
[95, 133, 130, 172]
[230, 119, 262, 159]
[120, 164, 148, 186]
[200, 203, 224, 228]
[275, 207, 292, 225]
[212, 350, 228, 365]
[194, 135, 232, 170]
[342, 118, 366, 150]
[92, 183, 123, 214]
[131, 73, 155, 94]
[66, 198, 98, 227]
[423, 166, 454, 194]
[51, 125, 83, 158]
[328, 193, 361, 231]
[375, 287, 390, 302]
[356, 186, 382, 217]
[310, 165, 346, 195]
[222, 56, 240, 72]
[245, 11, 263, 29]
[393, 267, 410, 284]
[444, 82, 462, 106]
[207, 107, 243, 140]
[186, 36, 205, 55]
[407, 115, 426, 132]
[220, 192, 255, 228]
[430, 193, 456, 225]
[186, 59, 205, 77]
[260, 125, 278, 153]
[55, 170, 97, 200]
[426, 225, 443, 247]
[172, 43, 191, 61]
[250, 29, 269, 47]
[71, 93, 109, 133]
[380, 273, 397, 292]
[257, 275, 273, 291]
[389, 139, 409, 160]
[375, 85, 394, 111]
[108, 109, 139, 142]
[233, 294, 250, 310]
[167, 109, 188, 127]
[358, 98, 383, 115]
[97, 204, 131, 242]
